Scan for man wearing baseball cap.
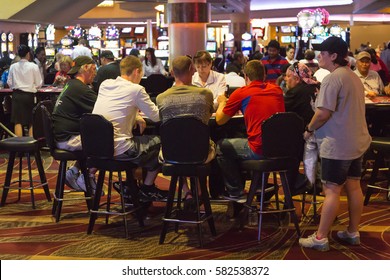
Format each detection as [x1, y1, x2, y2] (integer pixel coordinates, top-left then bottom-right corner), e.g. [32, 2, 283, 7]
[52, 55, 98, 193]
[354, 51, 385, 97]
[93, 50, 120, 93]
[299, 37, 371, 251]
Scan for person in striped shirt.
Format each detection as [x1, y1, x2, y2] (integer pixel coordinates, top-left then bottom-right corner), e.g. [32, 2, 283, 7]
[261, 40, 289, 84]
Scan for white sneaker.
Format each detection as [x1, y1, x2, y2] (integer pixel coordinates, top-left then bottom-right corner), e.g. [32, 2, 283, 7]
[65, 169, 82, 191]
[299, 232, 330, 251]
[337, 230, 360, 245]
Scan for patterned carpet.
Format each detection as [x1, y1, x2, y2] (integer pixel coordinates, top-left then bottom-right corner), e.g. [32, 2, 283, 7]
[0, 151, 389, 260]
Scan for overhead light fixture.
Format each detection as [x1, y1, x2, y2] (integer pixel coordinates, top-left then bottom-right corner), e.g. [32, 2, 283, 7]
[98, 1, 114, 7]
[155, 4, 164, 13]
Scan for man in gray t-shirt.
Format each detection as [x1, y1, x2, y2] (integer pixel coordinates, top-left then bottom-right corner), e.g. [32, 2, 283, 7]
[299, 37, 371, 252]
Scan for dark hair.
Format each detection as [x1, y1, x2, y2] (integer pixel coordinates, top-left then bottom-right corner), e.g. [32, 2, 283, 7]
[286, 45, 295, 52]
[18, 45, 31, 58]
[267, 40, 280, 50]
[304, 50, 315, 60]
[244, 60, 265, 81]
[193, 50, 212, 65]
[145, 47, 157, 67]
[35, 46, 45, 57]
[365, 48, 378, 64]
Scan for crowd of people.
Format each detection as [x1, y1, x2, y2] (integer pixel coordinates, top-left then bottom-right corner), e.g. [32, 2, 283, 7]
[1, 36, 390, 252]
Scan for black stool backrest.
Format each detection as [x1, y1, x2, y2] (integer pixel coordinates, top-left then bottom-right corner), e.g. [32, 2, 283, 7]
[33, 100, 55, 143]
[262, 112, 304, 159]
[143, 74, 170, 96]
[40, 104, 56, 152]
[160, 117, 210, 164]
[80, 113, 114, 159]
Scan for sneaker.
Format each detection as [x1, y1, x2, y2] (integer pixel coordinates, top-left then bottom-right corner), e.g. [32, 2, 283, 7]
[337, 230, 360, 245]
[77, 174, 104, 196]
[299, 232, 330, 251]
[65, 169, 82, 191]
[140, 184, 169, 201]
[223, 193, 247, 204]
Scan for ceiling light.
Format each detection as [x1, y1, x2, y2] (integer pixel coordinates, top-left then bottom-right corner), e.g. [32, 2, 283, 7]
[98, 1, 114, 7]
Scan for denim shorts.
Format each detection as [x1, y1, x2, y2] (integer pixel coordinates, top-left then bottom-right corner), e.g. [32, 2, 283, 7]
[321, 156, 363, 185]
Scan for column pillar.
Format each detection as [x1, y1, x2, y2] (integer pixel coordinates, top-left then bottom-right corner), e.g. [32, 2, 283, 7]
[167, 0, 210, 62]
[229, 0, 251, 51]
[146, 19, 153, 48]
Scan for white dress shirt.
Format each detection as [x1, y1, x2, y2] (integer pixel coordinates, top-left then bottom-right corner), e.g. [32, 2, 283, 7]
[7, 59, 42, 93]
[225, 72, 246, 88]
[192, 70, 227, 107]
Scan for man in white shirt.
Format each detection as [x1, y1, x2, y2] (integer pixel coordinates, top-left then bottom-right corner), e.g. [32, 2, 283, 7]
[71, 39, 92, 60]
[93, 55, 167, 202]
[7, 44, 42, 136]
[354, 51, 384, 97]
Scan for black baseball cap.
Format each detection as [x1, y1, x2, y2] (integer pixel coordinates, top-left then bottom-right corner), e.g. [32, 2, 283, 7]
[68, 55, 94, 75]
[312, 36, 348, 58]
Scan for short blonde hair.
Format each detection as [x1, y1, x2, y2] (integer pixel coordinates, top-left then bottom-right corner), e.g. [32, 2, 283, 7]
[59, 56, 72, 67]
[120, 55, 142, 76]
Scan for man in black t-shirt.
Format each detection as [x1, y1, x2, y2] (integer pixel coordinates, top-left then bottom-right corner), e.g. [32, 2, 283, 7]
[52, 56, 97, 192]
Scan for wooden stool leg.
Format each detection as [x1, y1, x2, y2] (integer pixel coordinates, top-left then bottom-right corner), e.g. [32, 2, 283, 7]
[87, 170, 105, 234]
[1, 151, 16, 206]
[364, 155, 380, 205]
[26, 153, 36, 209]
[54, 161, 67, 222]
[199, 175, 216, 236]
[35, 151, 51, 202]
[280, 172, 301, 237]
[159, 175, 178, 244]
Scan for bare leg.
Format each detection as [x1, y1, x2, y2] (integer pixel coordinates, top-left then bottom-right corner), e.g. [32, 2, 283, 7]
[344, 178, 363, 233]
[14, 123, 23, 137]
[316, 182, 342, 239]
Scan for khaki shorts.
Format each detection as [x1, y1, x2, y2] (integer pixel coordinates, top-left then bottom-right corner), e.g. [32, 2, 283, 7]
[56, 135, 82, 151]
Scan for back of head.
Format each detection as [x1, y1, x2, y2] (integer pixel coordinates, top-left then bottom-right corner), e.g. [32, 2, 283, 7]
[18, 44, 31, 58]
[304, 49, 315, 60]
[78, 39, 87, 46]
[193, 50, 212, 65]
[129, 49, 140, 57]
[244, 60, 265, 81]
[170, 56, 192, 77]
[120, 55, 142, 76]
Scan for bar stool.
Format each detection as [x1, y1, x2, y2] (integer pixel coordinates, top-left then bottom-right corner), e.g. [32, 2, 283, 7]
[239, 112, 303, 241]
[158, 117, 216, 247]
[39, 104, 92, 222]
[364, 137, 390, 205]
[80, 114, 144, 239]
[0, 136, 51, 209]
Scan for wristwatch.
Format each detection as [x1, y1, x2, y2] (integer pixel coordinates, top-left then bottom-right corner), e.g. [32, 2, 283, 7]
[305, 126, 314, 133]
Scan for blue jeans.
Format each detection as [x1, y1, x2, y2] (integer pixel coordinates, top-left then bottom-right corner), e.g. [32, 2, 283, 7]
[216, 138, 262, 196]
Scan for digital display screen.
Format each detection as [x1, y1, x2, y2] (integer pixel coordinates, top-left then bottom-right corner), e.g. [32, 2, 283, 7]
[281, 26, 292, 33]
[206, 41, 217, 52]
[45, 48, 55, 56]
[241, 40, 252, 48]
[89, 40, 101, 49]
[134, 27, 145, 34]
[225, 40, 234, 48]
[280, 36, 291, 43]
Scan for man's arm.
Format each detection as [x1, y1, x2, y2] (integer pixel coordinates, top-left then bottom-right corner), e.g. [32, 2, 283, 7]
[215, 94, 231, 125]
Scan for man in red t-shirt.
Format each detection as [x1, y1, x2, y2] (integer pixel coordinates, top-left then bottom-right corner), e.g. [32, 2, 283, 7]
[215, 60, 285, 201]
